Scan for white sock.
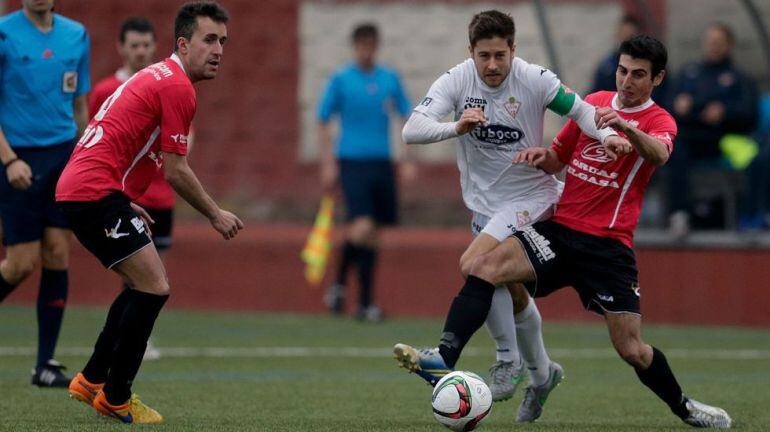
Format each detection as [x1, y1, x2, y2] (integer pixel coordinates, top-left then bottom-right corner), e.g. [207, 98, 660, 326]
[484, 286, 520, 364]
[515, 297, 551, 386]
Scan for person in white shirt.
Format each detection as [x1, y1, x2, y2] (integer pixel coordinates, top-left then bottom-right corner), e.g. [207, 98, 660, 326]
[394, 10, 630, 422]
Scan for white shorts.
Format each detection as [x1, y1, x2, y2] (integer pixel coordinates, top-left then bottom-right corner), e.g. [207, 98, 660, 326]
[471, 199, 558, 242]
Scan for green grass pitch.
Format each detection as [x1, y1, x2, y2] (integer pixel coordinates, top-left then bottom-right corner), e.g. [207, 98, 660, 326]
[1, 306, 768, 431]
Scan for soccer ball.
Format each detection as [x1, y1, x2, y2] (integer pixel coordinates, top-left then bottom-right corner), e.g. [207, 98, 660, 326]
[431, 371, 492, 431]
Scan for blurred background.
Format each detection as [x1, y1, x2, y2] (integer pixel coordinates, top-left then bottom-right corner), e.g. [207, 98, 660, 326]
[2, 0, 769, 327]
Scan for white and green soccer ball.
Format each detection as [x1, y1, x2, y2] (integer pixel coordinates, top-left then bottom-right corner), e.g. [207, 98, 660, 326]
[431, 371, 493, 431]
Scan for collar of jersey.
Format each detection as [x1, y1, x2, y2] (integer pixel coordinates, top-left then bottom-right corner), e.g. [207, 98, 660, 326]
[611, 93, 654, 113]
[170, 53, 186, 73]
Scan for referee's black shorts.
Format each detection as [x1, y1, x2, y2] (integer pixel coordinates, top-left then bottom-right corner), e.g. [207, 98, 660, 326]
[512, 219, 641, 315]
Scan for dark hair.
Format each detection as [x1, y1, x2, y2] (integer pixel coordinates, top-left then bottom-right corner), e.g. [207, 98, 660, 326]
[706, 22, 735, 45]
[119, 17, 155, 44]
[351, 23, 378, 43]
[468, 10, 515, 48]
[174, 1, 229, 50]
[618, 35, 668, 78]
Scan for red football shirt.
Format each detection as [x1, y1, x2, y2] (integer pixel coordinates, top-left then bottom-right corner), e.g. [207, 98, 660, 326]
[57, 56, 195, 202]
[550, 91, 677, 248]
[90, 69, 177, 210]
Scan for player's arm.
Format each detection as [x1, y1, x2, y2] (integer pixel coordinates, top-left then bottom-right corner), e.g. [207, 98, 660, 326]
[595, 106, 670, 166]
[0, 126, 33, 190]
[402, 69, 464, 144]
[316, 74, 341, 193]
[548, 86, 617, 144]
[512, 147, 564, 174]
[402, 112, 459, 144]
[162, 152, 243, 240]
[73, 93, 89, 138]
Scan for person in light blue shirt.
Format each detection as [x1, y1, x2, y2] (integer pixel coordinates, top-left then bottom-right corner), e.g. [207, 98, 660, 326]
[0, 0, 90, 388]
[317, 23, 412, 321]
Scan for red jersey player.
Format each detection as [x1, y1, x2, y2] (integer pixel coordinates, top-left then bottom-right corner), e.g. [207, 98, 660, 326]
[395, 36, 732, 428]
[89, 17, 169, 362]
[57, 2, 241, 424]
[90, 17, 180, 252]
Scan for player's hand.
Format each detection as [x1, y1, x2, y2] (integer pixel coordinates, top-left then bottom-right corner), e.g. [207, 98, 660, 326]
[512, 147, 548, 168]
[5, 159, 33, 190]
[595, 106, 630, 133]
[210, 209, 244, 240]
[130, 202, 155, 237]
[603, 135, 633, 161]
[320, 158, 338, 194]
[455, 107, 487, 135]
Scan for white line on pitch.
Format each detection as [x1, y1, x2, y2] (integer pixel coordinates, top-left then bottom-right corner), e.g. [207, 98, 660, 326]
[0, 346, 769, 360]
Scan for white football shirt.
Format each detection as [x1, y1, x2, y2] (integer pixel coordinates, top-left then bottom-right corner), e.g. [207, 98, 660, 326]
[414, 57, 565, 217]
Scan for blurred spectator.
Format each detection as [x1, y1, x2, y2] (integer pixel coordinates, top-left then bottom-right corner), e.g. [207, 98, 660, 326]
[591, 15, 667, 100]
[317, 23, 413, 321]
[591, 15, 643, 93]
[665, 22, 758, 234]
[740, 94, 770, 230]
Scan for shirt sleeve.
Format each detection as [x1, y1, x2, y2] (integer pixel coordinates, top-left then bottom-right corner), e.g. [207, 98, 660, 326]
[551, 119, 581, 165]
[392, 72, 412, 118]
[317, 73, 341, 123]
[159, 83, 196, 155]
[646, 112, 678, 155]
[413, 70, 459, 121]
[75, 29, 91, 96]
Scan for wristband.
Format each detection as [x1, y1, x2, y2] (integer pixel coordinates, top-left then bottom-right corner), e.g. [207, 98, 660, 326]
[3, 157, 21, 168]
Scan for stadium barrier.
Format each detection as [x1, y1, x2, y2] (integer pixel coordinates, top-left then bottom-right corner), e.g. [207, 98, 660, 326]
[4, 222, 769, 327]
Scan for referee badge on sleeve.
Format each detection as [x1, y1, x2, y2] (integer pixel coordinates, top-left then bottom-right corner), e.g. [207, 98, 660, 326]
[62, 71, 78, 93]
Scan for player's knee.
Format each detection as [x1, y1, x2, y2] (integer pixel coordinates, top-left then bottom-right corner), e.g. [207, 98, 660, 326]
[40, 243, 69, 269]
[459, 254, 473, 278]
[615, 340, 646, 368]
[468, 253, 503, 285]
[4, 257, 37, 284]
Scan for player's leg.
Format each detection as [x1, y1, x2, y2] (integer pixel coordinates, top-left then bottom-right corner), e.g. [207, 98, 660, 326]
[324, 159, 362, 314]
[119, 207, 172, 361]
[348, 215, 380, 320]
[30, 227, 73, 386]
[461, 232, 523, 401]
[509, 284, 553, 388]
[394, 237, 534, 385]
[61, 193, 162, 423]
[0, 241, 40, 300]
[605, 313, 731, 428]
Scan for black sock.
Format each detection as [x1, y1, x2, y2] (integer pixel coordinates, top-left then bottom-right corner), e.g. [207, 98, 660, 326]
[357, 246, 377, 309]
[438, 275, 496, 368]
[0, 271, 17, 303]
[635, 346, 689, 419]
[103, 290, 168, 405]
[36, 269, 68, 367]
[82, 288, 133, 383]
[335, 241, 357, 285]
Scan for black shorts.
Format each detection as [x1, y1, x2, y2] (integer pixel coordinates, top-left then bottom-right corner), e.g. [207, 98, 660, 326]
[512, 220, 641, 315]
[144, 208, 174, 251]
[339, 159, 398, 225]
[59, 192, 152, 269]
[0, 140, 75, 245]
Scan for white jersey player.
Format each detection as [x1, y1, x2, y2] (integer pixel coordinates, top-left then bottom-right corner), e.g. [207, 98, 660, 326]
[397, 10, 631, 419]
